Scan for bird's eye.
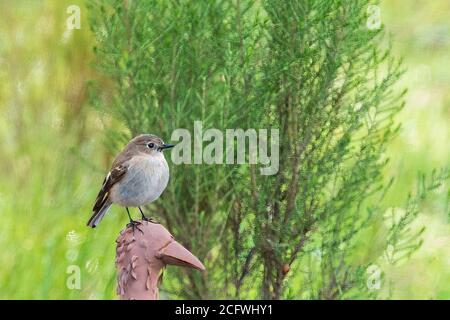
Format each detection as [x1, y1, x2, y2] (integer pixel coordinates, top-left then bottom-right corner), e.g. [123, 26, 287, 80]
[147, 143, 155, 149]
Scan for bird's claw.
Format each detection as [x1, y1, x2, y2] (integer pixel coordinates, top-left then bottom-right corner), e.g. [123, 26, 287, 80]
[126, 220, 144, 235]
[141, 216, 160, 224]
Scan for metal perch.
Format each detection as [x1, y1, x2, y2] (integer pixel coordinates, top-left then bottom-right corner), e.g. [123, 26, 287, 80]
[115, 220, 205, 300]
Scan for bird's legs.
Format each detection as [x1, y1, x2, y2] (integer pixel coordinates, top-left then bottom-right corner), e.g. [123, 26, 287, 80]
[138, 207, 159, 224]
[126, 207, 143, 234]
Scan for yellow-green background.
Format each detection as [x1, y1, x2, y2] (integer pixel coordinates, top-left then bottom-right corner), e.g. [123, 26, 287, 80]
[0, 0, 448, 299]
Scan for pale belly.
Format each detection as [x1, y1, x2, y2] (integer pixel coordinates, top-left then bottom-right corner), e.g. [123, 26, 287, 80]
[109, 155, 169, 207]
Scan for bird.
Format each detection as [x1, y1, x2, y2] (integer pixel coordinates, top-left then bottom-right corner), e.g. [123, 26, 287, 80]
[87, 134, 174, 228]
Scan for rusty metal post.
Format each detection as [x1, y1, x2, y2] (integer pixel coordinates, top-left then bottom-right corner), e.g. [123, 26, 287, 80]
[115, 220, 205, 300]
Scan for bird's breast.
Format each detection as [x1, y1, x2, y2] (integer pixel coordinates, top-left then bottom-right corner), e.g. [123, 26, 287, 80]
[110, 154, 169, 207]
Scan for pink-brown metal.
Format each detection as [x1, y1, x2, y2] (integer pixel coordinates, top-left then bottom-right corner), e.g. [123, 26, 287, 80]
[115, 220, 205, 300]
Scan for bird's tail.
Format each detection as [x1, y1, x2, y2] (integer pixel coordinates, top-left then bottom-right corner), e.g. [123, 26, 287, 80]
[87, 199, 112, 228]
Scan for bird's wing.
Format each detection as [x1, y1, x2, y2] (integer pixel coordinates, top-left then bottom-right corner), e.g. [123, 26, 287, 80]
[92, 164, 128, 213]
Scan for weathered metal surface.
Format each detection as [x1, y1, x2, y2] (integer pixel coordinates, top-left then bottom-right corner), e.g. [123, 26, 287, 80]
[116, 220, 205, 300]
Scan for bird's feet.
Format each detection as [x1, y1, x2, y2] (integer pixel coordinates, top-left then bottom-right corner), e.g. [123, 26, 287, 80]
[141, 216, 160, 224]
[139, 207, 160, 224]
[126, 220, 143, 235]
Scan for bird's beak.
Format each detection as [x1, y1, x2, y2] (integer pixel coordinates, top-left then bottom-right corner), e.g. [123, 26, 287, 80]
[159, 144, 175, 151]
[159, 240, 206, 271]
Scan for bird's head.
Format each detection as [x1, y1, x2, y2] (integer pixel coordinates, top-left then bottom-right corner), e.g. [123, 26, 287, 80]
[129, 134, 175, 156]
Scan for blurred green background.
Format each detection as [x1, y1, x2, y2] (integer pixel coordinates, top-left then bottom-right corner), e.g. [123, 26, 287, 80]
[0, 0, 448, 299]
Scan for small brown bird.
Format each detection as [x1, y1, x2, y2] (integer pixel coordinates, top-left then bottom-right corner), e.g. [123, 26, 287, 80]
[87, 134, 174, 228]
